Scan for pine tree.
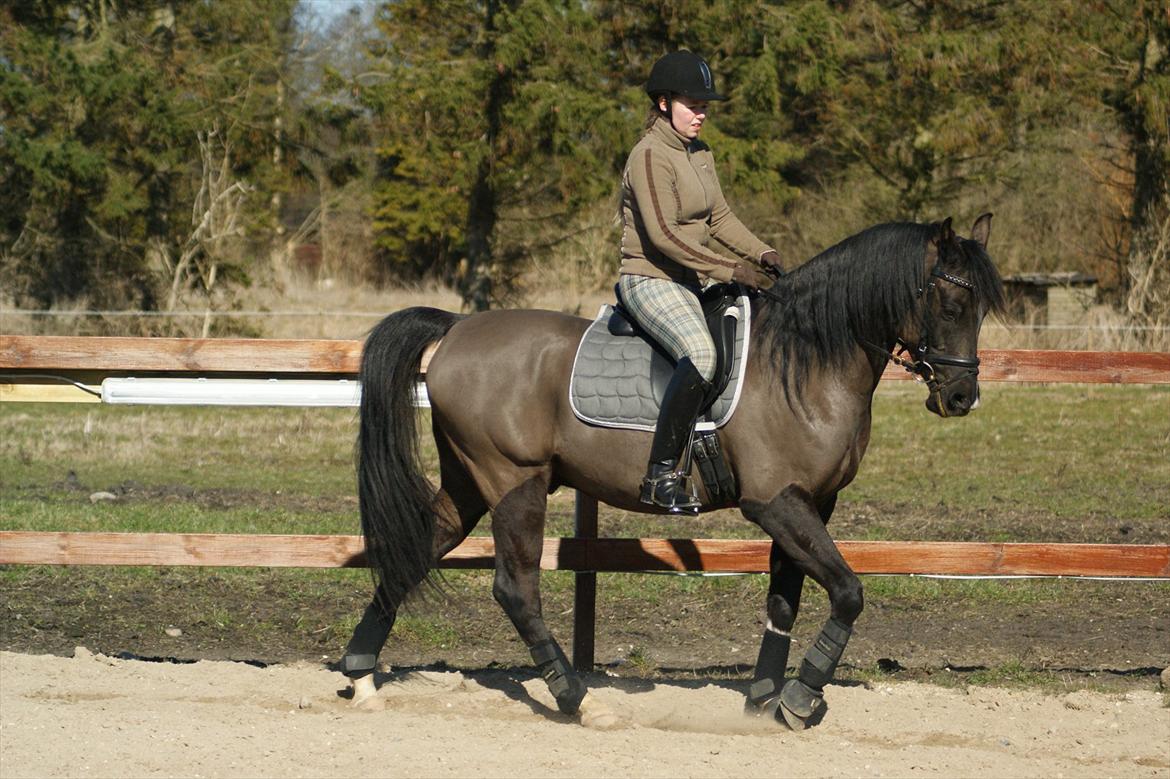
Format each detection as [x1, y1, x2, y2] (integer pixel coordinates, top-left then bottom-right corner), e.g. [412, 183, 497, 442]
[0, 0, 296, 319]
[361, 0, 632, 310]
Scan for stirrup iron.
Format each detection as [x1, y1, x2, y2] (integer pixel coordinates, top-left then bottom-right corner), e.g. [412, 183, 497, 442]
[640, 466, 700, 513]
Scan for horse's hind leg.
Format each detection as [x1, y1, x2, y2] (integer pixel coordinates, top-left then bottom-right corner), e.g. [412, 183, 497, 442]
[342, 444, 487, 705]
[489, 475, 590, 718]
[741, 488, 860, 730]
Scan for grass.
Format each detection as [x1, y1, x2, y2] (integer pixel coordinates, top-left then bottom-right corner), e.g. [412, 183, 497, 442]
[845, 383, 1170, 524]
[2, 383, 1166, 544]
[843, 659, 1103, 696]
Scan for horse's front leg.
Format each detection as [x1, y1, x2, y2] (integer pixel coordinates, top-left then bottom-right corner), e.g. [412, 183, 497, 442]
[746, 494, 836, 715]
[741, 487, 862, 730]
[744, 541, 804, 715]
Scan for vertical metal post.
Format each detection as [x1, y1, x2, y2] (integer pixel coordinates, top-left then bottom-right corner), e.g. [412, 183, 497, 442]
[571, 491, 598, 673]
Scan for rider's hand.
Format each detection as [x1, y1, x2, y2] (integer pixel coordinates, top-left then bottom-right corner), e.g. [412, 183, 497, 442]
[731, 262, 775, 291]
[759, 250, 785, 276]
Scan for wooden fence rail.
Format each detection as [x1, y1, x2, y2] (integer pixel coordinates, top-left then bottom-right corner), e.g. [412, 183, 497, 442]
[3, 335, 1170, 381]
[2, 532, 1167, 578]
[3, 335, 1169, 669]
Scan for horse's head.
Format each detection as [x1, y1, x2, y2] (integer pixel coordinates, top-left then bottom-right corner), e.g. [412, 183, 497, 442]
[900, 213, 1003, 418]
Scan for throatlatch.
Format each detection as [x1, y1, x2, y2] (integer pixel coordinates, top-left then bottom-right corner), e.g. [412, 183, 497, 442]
[530, 639, 587, 714]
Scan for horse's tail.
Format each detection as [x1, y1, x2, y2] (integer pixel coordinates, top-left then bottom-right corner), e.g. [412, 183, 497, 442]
[358, 306, 463, 610]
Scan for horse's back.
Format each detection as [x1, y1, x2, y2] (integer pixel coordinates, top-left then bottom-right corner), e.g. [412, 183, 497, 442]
[425, 308, 590, 470]
[428, 308, 589, 388]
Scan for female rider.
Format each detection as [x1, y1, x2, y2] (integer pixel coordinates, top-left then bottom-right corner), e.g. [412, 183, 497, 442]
[619, 50, 788, 513]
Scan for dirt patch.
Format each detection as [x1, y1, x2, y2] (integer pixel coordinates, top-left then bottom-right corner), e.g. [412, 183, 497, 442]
[2, 649, 1167, 778]
[2, 562, 1167, 694]
[3, 476, 1169, 776]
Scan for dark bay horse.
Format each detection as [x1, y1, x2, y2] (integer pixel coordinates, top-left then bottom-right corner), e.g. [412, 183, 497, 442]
[341, 215, 1005, 729]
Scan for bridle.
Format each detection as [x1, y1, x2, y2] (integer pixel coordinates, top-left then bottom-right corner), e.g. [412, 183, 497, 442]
[753, 244, 982, 416]
[864, 254, 980, 417]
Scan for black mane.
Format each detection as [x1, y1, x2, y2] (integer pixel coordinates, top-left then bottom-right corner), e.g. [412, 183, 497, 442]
[753, 222, 1004, 396]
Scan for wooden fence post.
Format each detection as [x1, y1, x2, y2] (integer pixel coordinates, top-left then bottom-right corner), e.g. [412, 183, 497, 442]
[572, 492, 598, 672]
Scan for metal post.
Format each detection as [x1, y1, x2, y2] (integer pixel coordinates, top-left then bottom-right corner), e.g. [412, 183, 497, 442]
[571, 491, 598, 672]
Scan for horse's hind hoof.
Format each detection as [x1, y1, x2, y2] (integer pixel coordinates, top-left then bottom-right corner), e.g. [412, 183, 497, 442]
[578, 694, 621, 730]
[348, 674, 384, 711]
[777, 679, 827, 731]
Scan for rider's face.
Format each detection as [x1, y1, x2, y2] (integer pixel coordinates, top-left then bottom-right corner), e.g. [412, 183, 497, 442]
[659, 95, 709, 139]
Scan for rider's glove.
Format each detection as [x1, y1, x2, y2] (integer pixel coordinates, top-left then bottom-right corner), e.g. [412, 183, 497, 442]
[731, 262, 775, 291]
[759, 250, 785, 276]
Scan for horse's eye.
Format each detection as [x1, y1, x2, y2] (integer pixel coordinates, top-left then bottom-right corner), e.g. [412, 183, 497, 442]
[940, 305, 960, 322]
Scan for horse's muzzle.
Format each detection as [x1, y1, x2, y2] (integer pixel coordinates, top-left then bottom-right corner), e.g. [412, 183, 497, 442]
[925, 379, 978, 417]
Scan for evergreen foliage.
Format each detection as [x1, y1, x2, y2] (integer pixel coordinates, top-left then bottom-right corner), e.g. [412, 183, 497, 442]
[0, 1, 1166, 328]
[360, 0, 633, 310]
[1, 0, 295, 316]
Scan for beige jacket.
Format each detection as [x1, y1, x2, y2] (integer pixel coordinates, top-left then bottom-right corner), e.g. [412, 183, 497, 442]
[619, 115, 775, 285]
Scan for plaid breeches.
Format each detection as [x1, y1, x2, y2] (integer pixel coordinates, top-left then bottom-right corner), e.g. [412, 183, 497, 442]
[617, 273, 717, 381]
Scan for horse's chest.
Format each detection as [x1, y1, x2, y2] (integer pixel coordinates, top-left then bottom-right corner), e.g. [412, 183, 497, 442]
[824, 416, 873, 494]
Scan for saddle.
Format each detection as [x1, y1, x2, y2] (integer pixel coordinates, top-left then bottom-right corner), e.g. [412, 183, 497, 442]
[568, 283, 749, 505]
[570, 283, 748, 431]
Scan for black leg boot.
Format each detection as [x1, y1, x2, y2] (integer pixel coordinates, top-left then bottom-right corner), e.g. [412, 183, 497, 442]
[640, 357, 711, 514]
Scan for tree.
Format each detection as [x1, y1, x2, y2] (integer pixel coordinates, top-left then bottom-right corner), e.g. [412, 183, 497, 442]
[0, 0, 296, 324]
[1084, 0, 1170, 334]
[1, 1, 184, 309]
[594, 0, 807, 231]
[768, 1, 1077, 219]
[361, 0, 632, 310]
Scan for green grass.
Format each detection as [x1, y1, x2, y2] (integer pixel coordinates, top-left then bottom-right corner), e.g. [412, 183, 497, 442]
[844, 659, 1095, 695]
[394, 614, 462, 649]
[847, 382, 1170, 522]
[3, 383, 1167, 536]
[1, 405, 361, 497]
[0, 496, 358, 535]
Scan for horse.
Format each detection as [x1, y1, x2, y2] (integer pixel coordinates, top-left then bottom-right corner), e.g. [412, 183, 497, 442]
[340, 215, 1005, 730]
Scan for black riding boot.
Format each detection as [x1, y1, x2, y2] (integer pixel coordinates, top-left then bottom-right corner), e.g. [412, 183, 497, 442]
[640, 357, 711, 514]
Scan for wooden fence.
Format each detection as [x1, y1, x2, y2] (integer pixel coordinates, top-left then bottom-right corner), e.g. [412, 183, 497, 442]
[2, 335, 1169, 669]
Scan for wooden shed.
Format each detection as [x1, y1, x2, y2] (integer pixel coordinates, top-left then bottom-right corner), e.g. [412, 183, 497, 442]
[1001, 272, 1098, 325]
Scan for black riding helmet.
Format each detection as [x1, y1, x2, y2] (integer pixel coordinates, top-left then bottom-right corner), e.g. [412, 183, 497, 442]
[644, 50, 727, 102]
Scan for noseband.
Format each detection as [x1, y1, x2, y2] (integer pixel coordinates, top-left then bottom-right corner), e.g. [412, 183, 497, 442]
[874, 261, 980, 416]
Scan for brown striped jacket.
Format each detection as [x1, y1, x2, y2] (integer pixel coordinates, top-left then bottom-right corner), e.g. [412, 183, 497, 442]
[619, 115, 775, 284]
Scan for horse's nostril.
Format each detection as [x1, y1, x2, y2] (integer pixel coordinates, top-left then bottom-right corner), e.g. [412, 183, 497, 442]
[951, 393, 967, 409]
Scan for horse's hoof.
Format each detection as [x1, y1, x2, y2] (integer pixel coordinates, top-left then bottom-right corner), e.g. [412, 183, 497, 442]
[744, 694, 783, 720]
[349, 675, 384, 711]
[777, 679, 827, 731]
[351, 694, 386, 711]
[578, 694, 621, 730]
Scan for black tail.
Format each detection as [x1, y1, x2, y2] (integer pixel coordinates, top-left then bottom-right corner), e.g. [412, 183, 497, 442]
[358, 306, 463, 611]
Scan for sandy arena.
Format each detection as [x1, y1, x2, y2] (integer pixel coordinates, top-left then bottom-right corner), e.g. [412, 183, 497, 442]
[1, 648, 1167, 778]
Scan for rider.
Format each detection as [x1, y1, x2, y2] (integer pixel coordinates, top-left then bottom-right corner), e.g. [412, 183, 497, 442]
[619, 50, 789, 514]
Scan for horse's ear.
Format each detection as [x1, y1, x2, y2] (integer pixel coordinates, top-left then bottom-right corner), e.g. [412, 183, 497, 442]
[971, 212, 992, 248]
[933, 217, 955, 245]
